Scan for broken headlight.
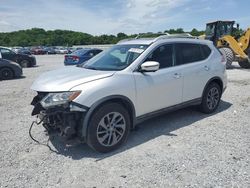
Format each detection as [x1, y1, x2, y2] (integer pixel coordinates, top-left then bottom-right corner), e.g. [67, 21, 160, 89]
[40, 91, 81, 108]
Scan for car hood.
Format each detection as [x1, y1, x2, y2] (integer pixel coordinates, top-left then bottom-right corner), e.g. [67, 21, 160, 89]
[31, 66, 115, 92]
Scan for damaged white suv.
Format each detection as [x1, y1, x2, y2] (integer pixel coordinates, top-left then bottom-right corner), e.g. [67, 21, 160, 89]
[31, 35, 227, 152]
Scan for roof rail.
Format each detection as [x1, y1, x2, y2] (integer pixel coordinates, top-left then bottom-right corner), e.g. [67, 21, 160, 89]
[153, 33, 197, 42]
[118, 33, 197, 44]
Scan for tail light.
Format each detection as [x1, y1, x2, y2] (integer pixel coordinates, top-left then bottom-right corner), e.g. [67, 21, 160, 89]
[72, 56, 79, 62]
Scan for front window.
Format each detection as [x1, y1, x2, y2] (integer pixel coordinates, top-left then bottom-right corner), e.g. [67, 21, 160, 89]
[217, 22, 233, 36]
[82, 44, 149, 71]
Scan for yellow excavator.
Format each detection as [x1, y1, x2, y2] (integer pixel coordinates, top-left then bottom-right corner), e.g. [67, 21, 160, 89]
[204, 20, 250, 68]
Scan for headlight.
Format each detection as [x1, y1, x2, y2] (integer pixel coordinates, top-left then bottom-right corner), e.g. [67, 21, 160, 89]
[40, 91, 81, 108]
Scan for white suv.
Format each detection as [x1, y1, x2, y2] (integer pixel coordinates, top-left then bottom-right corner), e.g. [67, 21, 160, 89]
[31, 35, 227, 152]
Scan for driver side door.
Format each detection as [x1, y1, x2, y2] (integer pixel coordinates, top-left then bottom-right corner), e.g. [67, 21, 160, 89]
[133, 43, 183, 117]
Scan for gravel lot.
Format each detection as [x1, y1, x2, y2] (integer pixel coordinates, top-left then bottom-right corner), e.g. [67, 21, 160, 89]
[0, 55, 249, 188]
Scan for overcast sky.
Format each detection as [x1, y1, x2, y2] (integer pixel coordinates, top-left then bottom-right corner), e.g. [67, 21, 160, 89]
[0, 0, 249, 35]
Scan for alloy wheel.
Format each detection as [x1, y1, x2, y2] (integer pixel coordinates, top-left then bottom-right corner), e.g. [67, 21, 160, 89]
[96, 112, 126, 147]
[207, 87, 220, 110]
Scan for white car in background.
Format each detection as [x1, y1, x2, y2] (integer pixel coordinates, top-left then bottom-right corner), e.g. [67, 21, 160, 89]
[55, 47, 68, 54]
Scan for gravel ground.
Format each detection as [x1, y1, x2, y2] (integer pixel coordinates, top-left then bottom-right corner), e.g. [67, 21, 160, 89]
[0, 55, 249, 188]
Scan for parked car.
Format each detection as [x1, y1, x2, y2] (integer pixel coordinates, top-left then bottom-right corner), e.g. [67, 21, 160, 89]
[17, 49, 32, 55]
[30, 47, 46, 55]
[44, 47, 56, 54]
[55, 47, 68, 54]
[64, 48, 102, 66]
[0, 58, 22, 80]
[12, 47, 23, 53]
[0, 47, 36, 67]
[31, 36, 227, 152]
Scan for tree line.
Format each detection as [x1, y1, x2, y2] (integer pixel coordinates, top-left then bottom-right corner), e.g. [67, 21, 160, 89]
[0, 28, 205, 47]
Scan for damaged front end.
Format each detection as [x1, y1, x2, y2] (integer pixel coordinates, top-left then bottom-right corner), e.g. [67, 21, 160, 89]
[31, 91, 87, 141]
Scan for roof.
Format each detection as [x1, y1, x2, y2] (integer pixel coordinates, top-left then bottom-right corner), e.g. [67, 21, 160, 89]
[118, 34, 212, 46]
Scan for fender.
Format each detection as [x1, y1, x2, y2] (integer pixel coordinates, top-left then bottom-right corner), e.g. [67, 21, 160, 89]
[202, 76, 223, 98]
[81, 95, 136, 140]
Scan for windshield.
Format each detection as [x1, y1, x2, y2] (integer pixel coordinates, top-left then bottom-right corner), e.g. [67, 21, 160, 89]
[82, 44, 148, 71]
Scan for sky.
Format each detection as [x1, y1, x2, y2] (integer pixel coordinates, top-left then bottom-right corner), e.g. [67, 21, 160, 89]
[0, 0, 249, 35]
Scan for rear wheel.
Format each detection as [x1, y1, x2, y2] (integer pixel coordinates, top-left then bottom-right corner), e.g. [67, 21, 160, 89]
[87, 103, 130, 153]
[219, 47, 234, 69]
[199, 82, 222, 114]
[238, 49, 250, 69]
[20, 60, 29, 68]
[0, 67, 14, 80]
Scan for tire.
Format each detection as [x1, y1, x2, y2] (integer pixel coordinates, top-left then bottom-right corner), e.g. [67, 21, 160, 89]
[0, 67, 14, 80]
[219, 47, 234, 69]
[199, 82, 222, 114]
[20, 60, 29, 68]
[238, 48, 250, 69]
[87, 103, 130, 153]
[238, 60, 250, 69]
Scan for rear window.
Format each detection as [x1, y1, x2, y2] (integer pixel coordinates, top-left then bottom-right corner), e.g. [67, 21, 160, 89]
[175, 43, 211, 65]
[72, 49, 88, 55]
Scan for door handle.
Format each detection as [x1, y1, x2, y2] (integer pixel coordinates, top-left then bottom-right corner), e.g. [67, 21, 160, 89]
[204, 65, 210, 71]
[173, 73, 181, 79]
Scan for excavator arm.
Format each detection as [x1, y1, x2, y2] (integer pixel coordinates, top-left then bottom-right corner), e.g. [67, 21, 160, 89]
[217, 34, 249, 60]
[238, 28, 250, 52]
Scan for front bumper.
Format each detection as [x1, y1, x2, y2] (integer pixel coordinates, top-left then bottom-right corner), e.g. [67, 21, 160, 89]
[31, 92, 88, 140]
[31, 57, 36, 66]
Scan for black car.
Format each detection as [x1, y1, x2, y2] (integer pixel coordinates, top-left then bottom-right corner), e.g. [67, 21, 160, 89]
[44, 47, 56, 54]
[0, 58, 23, 80]
[0, 47, 36, 67]
[17, 49, 32, 55]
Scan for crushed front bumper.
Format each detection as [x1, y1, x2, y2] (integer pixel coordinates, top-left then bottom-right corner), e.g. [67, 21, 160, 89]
[31, 92, 88, 140]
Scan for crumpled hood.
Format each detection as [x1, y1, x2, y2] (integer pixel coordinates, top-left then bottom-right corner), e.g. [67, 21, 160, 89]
[31, 66, 115, 92]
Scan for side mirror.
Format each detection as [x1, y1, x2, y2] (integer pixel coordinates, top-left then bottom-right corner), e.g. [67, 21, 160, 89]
[140, 61, 159, 72]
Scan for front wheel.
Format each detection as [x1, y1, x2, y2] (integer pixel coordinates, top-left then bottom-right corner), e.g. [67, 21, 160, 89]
[0, 67, 14, 80]
[87, 103, 130, 153]
[199, 82, 222, 114]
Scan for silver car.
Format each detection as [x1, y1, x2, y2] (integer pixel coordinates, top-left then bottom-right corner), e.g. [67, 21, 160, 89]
[31, 35, 227, 152]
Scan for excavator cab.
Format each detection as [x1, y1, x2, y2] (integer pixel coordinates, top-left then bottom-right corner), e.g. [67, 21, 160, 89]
[205, 21, 235, 45]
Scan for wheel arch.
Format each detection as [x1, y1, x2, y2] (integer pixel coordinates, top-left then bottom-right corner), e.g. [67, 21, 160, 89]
[202, 77, 223, 98]
[81, 95, 136, 139]
[0, 66, 15, 79]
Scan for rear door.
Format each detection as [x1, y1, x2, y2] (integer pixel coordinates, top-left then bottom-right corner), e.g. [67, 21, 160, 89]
[175, 43, 212, 102]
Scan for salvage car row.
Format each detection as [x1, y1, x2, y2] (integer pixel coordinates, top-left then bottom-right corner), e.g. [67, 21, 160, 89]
[11, 46, 84, 55]
[0, 46, 102, 80]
